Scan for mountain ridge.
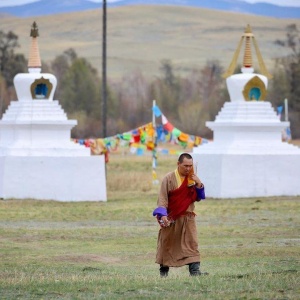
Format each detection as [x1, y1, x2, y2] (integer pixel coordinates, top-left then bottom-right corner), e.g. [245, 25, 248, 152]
[0, 0, 299, 18]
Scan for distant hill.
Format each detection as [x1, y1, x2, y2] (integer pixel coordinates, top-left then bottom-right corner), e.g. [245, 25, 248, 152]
[0, 0, 300, 18]
[109, 0, 300, 19]
[1, 5, 299, 79]
[0, 0, 100, 17]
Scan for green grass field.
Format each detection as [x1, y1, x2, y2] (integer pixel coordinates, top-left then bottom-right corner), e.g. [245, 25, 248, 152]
[0, 154, 299, 299]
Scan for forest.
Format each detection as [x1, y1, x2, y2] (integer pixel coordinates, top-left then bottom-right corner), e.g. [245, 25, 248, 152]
[0, 24, 299, 139]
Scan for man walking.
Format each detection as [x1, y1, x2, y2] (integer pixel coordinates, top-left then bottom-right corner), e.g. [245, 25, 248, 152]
[153, 153, 207, 277]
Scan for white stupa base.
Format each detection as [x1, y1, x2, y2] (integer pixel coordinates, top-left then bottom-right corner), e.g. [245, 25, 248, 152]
[192, 98, 300, 198]
[192, 152, 300, 198]
[0, 155, 107, 201]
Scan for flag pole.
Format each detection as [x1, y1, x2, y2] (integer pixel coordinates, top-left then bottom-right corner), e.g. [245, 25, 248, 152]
[284, 98, 288, 121]
[284, 98, 291, 141]
[101, 0, 107, 138]
[152, 100, 159, 185]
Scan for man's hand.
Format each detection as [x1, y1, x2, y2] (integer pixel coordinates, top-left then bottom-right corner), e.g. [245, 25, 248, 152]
[190, 174, 203, 188]
[161, 216, 170, 227]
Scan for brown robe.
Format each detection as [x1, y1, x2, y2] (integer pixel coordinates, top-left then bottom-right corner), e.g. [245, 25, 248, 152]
[155, 171, 200, 267]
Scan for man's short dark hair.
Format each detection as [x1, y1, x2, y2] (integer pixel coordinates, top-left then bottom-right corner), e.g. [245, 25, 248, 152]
[178, 152, 193, 163]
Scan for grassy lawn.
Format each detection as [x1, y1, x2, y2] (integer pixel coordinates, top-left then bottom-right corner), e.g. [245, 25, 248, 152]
[0, 154, 299, 299]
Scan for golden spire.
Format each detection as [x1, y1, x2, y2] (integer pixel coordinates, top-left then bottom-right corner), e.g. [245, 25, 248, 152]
[28, 21, 41, 69]
[243, 25, 253, 68]
[30, 21, 39, 38]
[243, 36, 252, 67]
[223, 24, 272, 79]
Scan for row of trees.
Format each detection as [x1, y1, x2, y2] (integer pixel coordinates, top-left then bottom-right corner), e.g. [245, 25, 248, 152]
[269, 24, 300, 138]
[0, 24, 299, 139]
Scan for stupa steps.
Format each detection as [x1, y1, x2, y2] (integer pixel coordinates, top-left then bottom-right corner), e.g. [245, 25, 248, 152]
[197, 141, 300, 154]
[218, 109, 277, 114]
[2, 110, 67, 116]
[221, 102, 275, 107]
[3, 100, 64, 109]
[215, 102, 279, 120]
[3, 110, 67, 121]
[2, 115, 68, 121]
[218, 107, 277, 113]
[215, 115, 278, 120]
[1, 101, 68, 121]
[215, 114, 279, 120]
[1, 147, 90, 157]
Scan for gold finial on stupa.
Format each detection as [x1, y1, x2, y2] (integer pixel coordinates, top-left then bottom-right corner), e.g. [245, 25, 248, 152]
[30, 21, 39, 38]
[223, 24, 272, 79]
[28, 21, 41, 69]
[243, 25, 253, 68]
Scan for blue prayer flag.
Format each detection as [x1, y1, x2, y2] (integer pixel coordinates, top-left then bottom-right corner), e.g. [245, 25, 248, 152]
[152, 105, 162, 117]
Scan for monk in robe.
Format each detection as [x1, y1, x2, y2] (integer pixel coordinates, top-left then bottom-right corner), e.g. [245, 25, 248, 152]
[153, 152, 207, 277]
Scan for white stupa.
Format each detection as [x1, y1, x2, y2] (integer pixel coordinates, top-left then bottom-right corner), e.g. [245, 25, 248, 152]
[0, 22, 107, 201]
[193, 25, 300, 198]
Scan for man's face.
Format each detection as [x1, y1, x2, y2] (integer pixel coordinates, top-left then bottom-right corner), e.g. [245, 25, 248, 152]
[177, 157, 193, 177]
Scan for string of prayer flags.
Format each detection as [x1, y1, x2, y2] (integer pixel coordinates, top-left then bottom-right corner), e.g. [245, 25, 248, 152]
[162, 115, 174, 132]
[73, 104, 208, 157]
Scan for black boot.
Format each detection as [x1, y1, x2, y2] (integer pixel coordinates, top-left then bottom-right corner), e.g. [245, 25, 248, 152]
[188, 262, 209, 276]
[159, 265, 169, 277]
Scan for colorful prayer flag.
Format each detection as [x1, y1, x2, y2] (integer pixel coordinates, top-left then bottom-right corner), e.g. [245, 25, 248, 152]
[152, 105, 162, 117]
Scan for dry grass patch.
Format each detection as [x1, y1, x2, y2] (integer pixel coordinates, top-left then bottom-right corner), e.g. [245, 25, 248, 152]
[2, 6, 300, 79]
[54, 254, 121, 264]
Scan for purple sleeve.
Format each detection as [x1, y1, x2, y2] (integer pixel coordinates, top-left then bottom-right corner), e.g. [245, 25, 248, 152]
[153, 207, 168, 218]
[196, 185, 205, 201]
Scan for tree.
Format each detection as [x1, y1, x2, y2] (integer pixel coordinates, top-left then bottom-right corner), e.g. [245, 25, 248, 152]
[115, 70, 151, 130]
[0, 30, 27, 116]
[149, 60, 182, 122]
[272, 24, 300, 138]
[50, 48, 124, 138]
[0, 74, 6, 116]
[51, 48, 77, 100]
[3, 53, 27, 87]
[58, 54, 121, 138]
[0, 30, 27, 87]
[192, 60, 227, 121]
[175, 61, 227, 137]
[177, 101, 210, 136]
[60, 57, 100, 115]
[267, 60, 290, 107]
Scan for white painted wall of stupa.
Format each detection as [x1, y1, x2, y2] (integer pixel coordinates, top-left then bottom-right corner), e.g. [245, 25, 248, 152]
[0, 71, 107, 201]
[193, 26, 300, 198]
[0, 23, 107, 201]
[192, 71, 300, 198]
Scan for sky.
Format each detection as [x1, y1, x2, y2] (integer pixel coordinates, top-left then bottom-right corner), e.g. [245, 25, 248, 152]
[0, 0, 300, 7]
